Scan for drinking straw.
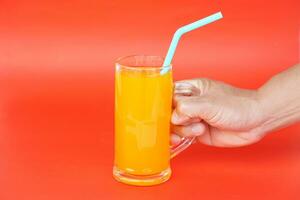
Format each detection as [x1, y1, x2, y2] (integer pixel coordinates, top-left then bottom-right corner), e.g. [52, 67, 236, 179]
[161, 12, 223, 75]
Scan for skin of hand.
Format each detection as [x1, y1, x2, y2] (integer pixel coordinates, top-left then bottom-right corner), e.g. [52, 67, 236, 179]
[171, 63, 300, 147]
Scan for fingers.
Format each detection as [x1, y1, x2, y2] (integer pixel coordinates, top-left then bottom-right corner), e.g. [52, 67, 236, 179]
[196, 127, 264, 147]
[171, 123, 264, 148]
[170, 122, 207, 146]
[171, 109, 191, 125]
[172, 80, 213, 125]
[171, 97, 211, 125]
[171, 122, 206, 138]
[170, 134, 182, 145]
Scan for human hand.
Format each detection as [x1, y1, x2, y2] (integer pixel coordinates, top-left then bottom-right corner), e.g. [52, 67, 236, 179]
[171, 79, 266, 147]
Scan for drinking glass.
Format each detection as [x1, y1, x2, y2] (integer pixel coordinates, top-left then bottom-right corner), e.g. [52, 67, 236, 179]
[113, 55, 195, 186]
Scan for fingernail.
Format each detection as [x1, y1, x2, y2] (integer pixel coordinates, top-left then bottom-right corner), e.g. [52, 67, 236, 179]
[191, 124, 204, 136]
[171, 134, 182, 144]
[171, 111, 180, 124]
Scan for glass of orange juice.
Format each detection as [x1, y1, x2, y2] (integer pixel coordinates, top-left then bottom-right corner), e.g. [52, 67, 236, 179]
[113, 55, 195, 186]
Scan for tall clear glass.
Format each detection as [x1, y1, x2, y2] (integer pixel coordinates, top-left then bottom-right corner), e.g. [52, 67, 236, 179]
[113, 55, 195, 186]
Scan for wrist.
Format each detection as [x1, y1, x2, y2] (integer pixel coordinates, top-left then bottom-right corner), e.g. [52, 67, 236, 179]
[256, 85, 300, 134]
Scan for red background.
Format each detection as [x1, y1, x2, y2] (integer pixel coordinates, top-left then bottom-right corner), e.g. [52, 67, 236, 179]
[0, 0, 300, 199]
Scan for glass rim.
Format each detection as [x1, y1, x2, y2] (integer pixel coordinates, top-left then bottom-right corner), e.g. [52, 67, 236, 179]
[115, 55, 172, 71]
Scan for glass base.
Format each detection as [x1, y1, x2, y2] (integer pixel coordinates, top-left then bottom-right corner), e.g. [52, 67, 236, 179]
[113, 166, 171, 186]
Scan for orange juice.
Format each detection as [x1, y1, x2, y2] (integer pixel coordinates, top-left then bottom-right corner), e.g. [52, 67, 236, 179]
[114, 64, 173, 184]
